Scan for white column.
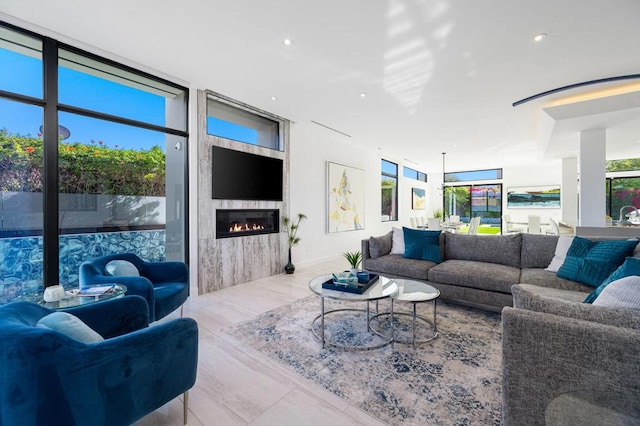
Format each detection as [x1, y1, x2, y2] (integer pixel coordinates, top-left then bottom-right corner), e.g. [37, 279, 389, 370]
[578, 129, 606, 227]
[562, 157, 578, 227]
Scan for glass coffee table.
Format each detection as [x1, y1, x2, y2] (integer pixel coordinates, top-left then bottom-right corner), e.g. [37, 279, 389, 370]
[309, 274, 399, 350]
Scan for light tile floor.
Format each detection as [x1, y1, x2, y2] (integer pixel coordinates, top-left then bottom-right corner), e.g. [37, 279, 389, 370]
[135, 258, 387, 425]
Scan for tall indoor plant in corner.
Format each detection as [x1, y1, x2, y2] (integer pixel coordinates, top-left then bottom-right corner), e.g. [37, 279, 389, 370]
[283, 213, 307, 274]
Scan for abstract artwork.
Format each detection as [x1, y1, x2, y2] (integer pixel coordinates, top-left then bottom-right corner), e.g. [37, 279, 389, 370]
[327, 161, 365, 233]
[507, 185, 561, 208]
[412, 187, 426, 210]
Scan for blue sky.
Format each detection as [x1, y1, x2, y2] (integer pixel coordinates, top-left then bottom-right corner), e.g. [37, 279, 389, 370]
[0, 48, 166, 151]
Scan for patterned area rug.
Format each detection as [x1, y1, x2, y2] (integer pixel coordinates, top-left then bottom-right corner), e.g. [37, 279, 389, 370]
[227, 296, 502, 425]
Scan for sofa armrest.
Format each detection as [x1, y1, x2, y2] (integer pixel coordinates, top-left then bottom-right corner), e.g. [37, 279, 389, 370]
[361, 239, 371, 261]
[501, 307, 640, 426]
[63, 295, 149, 338]
[512, 283, 640, 330]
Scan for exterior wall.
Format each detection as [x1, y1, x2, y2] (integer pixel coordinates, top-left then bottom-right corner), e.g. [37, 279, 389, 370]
[0, 229, 166, 303]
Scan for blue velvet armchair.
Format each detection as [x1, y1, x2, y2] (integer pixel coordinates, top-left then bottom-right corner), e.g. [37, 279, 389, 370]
[0, 296, 198, 426]
[79, 253, 189, 322]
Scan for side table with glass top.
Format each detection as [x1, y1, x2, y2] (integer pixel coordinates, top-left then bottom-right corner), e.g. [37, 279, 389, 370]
[308, 274, 399, 350]
[371, 279, 440, 348]
[39, 284, 127, 310]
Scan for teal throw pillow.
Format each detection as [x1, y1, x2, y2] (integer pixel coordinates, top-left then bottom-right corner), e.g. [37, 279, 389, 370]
[584, 257, 640, 303]
[557, 237, 638, 287]
[402, 227, 442, 263]
[37, 312, 104, 343]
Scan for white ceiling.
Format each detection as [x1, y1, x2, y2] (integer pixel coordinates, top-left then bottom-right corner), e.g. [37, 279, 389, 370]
[1, 0, 640, 172]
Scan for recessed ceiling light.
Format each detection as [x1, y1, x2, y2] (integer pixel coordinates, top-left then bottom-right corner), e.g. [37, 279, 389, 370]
[271, 96, 277, 101]
[533, 33, 547, 42]
[360, 92, 367, 98]
[283, 38, 293, 46]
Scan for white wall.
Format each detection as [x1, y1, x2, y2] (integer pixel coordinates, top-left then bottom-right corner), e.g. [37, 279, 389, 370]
[289, 129, 568, 267]
[502, 163, 564, 225]
[289, 122, 435, 266]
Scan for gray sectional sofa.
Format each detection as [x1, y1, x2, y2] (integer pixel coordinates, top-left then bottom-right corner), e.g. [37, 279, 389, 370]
[362, 232, 591, 312]
[362, 230, 640, 425]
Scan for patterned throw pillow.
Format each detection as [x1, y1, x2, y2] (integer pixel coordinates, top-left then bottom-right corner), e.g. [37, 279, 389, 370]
[369, 231, 393, 259]
[402, 227, 442, 263]
[592, 275, 640, 310]
[557, 237, 638, 287]
[584, 257, 640, 303]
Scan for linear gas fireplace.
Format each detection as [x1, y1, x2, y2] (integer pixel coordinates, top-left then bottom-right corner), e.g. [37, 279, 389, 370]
[216, 209, 280, 239]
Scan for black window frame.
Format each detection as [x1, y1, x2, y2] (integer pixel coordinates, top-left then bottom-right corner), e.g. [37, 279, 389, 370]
[0, 20, 190, 287]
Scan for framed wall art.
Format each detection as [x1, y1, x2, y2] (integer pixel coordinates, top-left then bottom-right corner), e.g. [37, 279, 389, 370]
[507, 185, 561, 208]
[412, 187, 426, 210]
[327, 161, 365, 233]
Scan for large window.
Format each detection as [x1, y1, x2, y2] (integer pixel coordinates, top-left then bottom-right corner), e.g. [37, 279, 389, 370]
[444, 184, 502, 233]
[445, 168, 502, 183]
[381, 159, 398, 222]
[0, 22, 188, 300]
[207, 95, 280, 150]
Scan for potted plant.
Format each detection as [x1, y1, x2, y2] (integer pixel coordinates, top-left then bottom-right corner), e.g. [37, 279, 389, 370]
[342, 250, 362, 275]
[282, 213, 307, 274]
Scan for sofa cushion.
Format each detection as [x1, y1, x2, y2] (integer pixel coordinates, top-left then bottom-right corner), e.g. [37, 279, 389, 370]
[585, 257, 640, 303]
[444, 233, 522, 268]
[427, 259, 520, 293]
[37, 312, 104, 343]
[556, 237, 638, 287]
[363, 254, 435, 281]
[520, 268, 593, 293]
[520, 234, 559, 268]
[369, 231, 393, 259]
[593, 276, 640, 310]
[402, 227, 441, 263]
[390, 227, 405, 254]
[512, 283, 640, 330]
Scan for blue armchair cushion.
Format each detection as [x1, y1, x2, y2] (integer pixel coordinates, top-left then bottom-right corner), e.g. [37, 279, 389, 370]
[105, 259, 140, 276]
[556, 237, 638, 287]
[37, 311, 104, 343]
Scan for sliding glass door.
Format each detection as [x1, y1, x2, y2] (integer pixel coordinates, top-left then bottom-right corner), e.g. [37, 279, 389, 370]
[444, 184, 502, 233]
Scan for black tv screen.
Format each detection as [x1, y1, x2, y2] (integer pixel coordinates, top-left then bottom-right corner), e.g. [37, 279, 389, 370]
[212, 146, 283, 201]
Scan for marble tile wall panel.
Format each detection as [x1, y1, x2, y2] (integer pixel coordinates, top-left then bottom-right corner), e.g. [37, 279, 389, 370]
[0, 230, 165, 303]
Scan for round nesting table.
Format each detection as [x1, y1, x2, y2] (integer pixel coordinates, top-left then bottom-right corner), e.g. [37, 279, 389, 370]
[39, 284, 127, 310]
[371, 279, 440, 348]
[308, 274, 399, 350]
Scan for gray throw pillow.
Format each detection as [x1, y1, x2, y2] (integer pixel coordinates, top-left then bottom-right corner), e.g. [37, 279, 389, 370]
[369, 231, 393, 259]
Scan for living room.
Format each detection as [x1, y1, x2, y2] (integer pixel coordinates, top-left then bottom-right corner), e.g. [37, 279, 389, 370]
[1, 1, 640, 425]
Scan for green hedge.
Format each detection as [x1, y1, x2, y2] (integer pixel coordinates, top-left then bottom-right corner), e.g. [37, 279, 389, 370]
[0, 129, 165, 196]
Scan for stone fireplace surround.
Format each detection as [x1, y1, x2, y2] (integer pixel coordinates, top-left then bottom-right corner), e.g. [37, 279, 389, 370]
[197, 90, 290, 294]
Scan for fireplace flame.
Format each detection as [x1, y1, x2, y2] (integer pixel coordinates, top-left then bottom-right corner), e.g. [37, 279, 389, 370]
[229, 223, 265, 233]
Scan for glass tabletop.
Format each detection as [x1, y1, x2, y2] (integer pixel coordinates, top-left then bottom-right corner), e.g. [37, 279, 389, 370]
[394, 279, 440, 302]
[309, 274, 399, 301]
[39, 284, 127, 310]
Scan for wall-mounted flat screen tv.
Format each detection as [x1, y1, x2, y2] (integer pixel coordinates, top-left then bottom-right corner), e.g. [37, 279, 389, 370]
[211, 146, 283, 201]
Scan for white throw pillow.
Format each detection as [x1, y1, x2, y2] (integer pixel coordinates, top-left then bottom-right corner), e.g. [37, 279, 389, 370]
[37, 312, 104, 343]
[390, 227, 405, 255]
[632, 240, 640, 259]
[105, 260, 140, 277]
[545, 236, 575, 273]
[592, 275, 640, 310]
